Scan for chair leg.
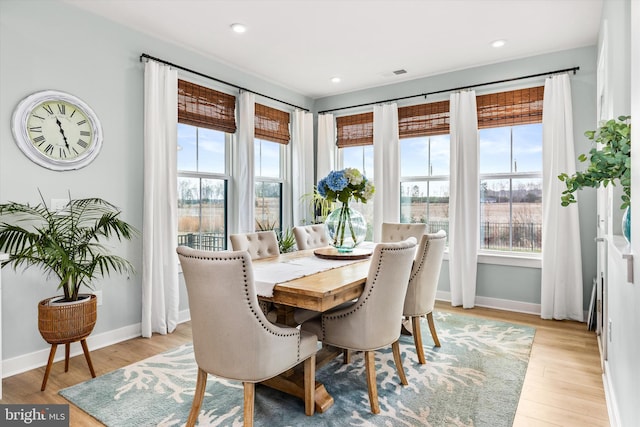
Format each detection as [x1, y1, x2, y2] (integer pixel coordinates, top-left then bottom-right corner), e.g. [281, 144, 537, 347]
[426, 312, 441, 347]
[304, 354, 316, 416]
[41, 344, 58, 391]
[342, 349, 351, 364]
[80, 339, 96, 378]
[391, 341, 408, 385]
[364, 351, 380, 414]
[411, 316, 426, 364]
[243, 382, 255, 427]
[186, 368, 208, 427]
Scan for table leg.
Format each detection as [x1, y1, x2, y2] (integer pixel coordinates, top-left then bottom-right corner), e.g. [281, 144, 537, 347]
[260, 345, 342, 413]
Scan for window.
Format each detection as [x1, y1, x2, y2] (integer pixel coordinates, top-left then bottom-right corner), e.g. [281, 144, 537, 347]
[479, 124, 542, 252]
[177, 125, 229, 250]
[254, 104, 290, 232]
[477, 86, 544, 253]
[336, 112, 374, 240]
[177, 79, 235, 251]
[399, 100, 451, 237]
[400, 134, 450, 235]
[255, 138, 283, 231]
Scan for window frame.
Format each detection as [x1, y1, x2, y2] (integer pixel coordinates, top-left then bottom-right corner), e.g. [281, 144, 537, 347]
[177, 127, 233, 251]
[478, 123, 543, 263]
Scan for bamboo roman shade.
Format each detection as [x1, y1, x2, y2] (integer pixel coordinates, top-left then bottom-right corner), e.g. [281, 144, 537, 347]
[178, 80, 237, 133]
[476, 86, 544, 129]
[336, 112, 374, 147]
[398, 100, 450, 137]
[255, 103, 290, 144]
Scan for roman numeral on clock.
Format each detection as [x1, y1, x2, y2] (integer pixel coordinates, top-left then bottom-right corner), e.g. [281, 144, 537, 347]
[44, 144, 54, 155]
[77, 139, 88, 148]
[43, 105, 54, 115]
[57, 104, 66, 114]
[33, 135, 46, 145]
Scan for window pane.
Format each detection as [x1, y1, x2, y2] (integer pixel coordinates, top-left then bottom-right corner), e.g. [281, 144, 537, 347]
[479, 127, 511, 174]
[401, 182, 428, 223]
[177, 123, 197, 172]
[428, 180, 450, 235]
[512, 123, 542, 173]
[178, 177, 226, 251]
[430, 134, 450, 176]
[255, 138, 280, 178]
[480, 178, 511, 251]
[400, 137, 428, 177]
[342, 146, 374, 177]
[400, 180, 449, 237]
[512, 178, 542, 252]
[255, 181, 281, 231]
[198, 128, 226, 174]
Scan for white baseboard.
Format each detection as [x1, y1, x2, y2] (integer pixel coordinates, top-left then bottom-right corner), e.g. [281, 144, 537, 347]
[603, 361, 620, 427]
[2, 309, 192, 379]
[436, 291, 542, 315]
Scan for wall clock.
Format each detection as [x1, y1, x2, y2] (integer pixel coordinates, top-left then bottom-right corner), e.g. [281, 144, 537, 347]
[11, 90, 103, 171]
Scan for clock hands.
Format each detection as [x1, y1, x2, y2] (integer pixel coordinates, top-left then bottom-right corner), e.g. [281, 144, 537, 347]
[55, 118, 70, 149]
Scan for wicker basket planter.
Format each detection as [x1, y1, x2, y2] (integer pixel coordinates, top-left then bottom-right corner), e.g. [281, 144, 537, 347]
[38, 294, 97, 344]
[37, 293, 98, 390]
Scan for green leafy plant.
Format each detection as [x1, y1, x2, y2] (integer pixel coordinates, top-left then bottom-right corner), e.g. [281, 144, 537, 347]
[300, 186, 335, 223]
[255, 219, 296, 253]
[0, 194, 138, 302]
[559, 115, 631, 209]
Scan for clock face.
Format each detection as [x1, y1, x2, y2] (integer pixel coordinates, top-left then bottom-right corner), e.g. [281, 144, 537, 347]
[12, 90, 102, 171]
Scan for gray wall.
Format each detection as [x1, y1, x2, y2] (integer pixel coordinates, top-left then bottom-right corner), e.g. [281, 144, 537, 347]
[315, 46, 597, 311]
[0, 0, 312, 361]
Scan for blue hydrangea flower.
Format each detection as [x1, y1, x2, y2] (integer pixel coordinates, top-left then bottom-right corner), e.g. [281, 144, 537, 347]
[326, 170, 348, 192]
[317, 178, 328, 198]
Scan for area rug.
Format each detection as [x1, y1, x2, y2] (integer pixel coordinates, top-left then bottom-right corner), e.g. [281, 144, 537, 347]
[60, 312, 535, 427]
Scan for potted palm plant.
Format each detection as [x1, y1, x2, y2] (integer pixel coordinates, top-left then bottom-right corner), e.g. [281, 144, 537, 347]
[558, 115, 631, 240]
[0, 193, 137, 389]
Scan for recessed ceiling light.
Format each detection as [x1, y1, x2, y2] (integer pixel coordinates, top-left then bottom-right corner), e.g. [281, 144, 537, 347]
[331, 77, 341, 84]
[491, 39, 506, 48]
[230, 23, 247, 33]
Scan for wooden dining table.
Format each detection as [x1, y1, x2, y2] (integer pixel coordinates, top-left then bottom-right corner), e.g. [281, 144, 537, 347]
[252, 246, 373, 413]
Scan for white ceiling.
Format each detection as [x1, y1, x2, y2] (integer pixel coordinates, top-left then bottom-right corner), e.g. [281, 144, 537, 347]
[64, 0, 603, 99]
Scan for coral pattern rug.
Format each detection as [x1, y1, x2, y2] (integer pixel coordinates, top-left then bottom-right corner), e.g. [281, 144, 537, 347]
[60, 312, 535, 426]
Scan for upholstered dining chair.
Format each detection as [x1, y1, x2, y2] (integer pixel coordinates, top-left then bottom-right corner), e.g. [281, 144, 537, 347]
[300, 238, 417, 414]
[292, 224, 330, 250]
[230, 230, 280, 322]
[176, 246, 318, 427]
[381, 222, 427, 244]
[383, 224, 447, 364]
[229, 230, 280, 260]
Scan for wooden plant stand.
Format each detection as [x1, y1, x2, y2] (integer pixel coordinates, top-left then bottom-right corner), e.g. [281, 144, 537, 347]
[37, 294, 98, 391]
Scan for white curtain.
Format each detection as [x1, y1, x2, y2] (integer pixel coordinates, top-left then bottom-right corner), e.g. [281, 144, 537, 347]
[292, 110, 314, 225]
[449, 90, 479, 308]
[142, 61, 179, 337]
[541, 74, 584, 321]
[235, 92, 255, 233]
[316, 113, 336, 180]
[373, 103, 400, 242]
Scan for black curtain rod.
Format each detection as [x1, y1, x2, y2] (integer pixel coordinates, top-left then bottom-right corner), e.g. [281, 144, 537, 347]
[318, 66, 580, 115]
[140, 53, 310, 112]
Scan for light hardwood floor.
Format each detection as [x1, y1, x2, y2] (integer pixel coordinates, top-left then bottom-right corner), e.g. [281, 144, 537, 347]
[0, 301, 609, 426]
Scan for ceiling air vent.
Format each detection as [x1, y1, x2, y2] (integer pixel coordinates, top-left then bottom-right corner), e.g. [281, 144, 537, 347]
[393, 69, 407, 75]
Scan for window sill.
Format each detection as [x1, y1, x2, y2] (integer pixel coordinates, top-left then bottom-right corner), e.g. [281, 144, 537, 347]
[443, 250, 541, 268]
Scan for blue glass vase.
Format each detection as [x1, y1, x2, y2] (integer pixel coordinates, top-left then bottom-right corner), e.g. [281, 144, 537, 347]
[324, 203, 367, 252]
[622, 206, 631, 243]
